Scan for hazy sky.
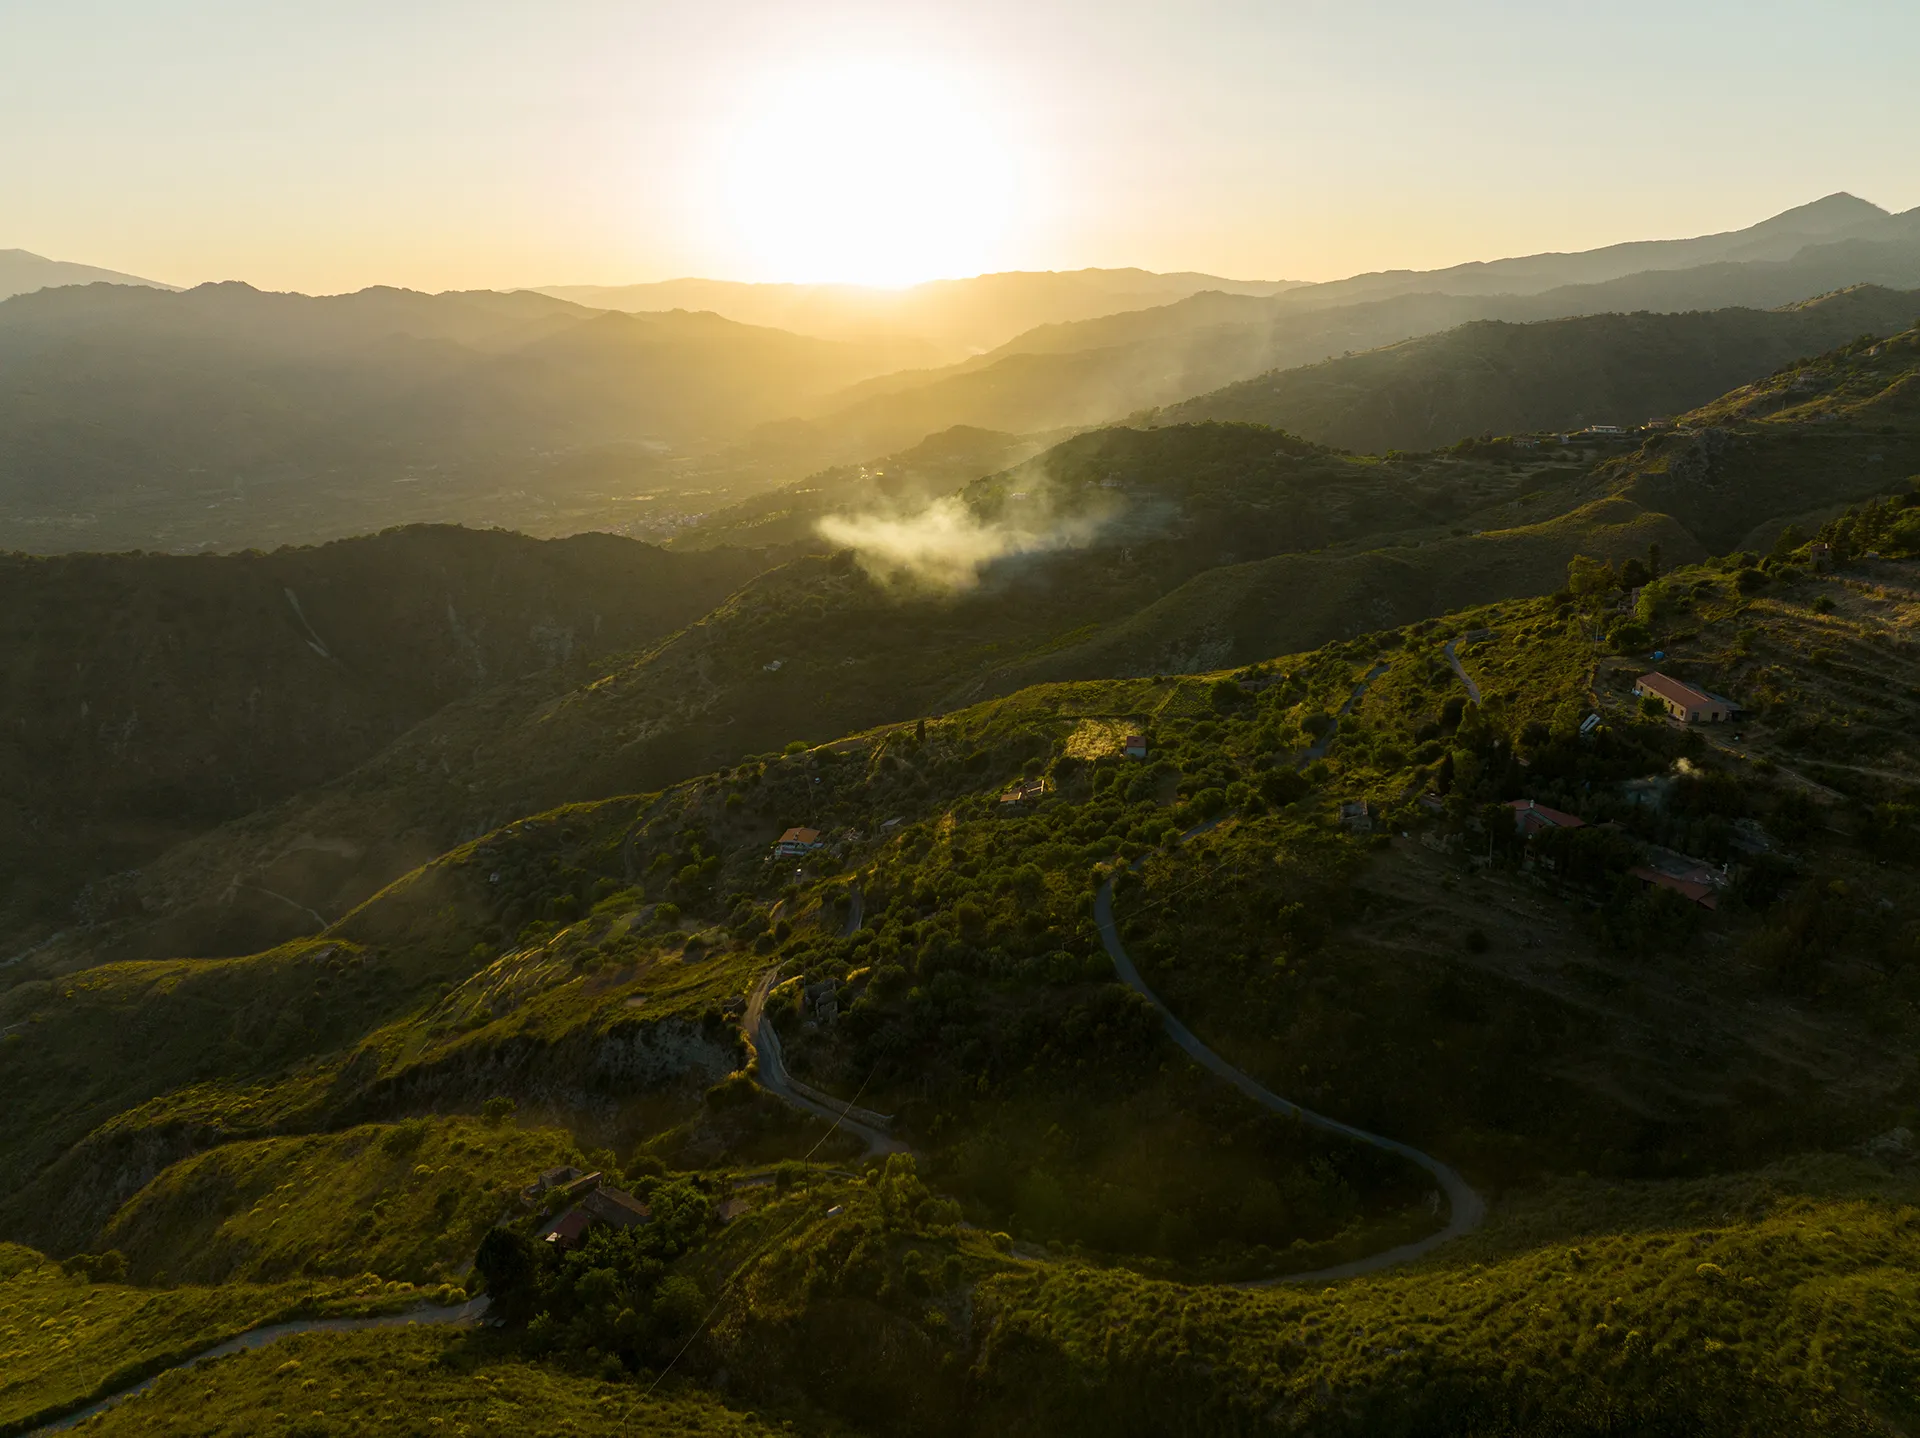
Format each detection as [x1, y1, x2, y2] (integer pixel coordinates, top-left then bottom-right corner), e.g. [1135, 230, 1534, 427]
[4, 0, 1917, 292]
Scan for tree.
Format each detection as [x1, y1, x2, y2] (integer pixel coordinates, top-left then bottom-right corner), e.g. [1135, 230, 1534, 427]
[474, 1228, 544, 1324]
[1567, 554, 1616, 597]
[481, 1095, 516, 1127]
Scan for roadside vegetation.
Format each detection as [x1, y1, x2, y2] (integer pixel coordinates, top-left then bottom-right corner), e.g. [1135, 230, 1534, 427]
[0, 1244, 427, 1434]
[67, 1325, 799, 1438]
[97, 1118, 577, 1287]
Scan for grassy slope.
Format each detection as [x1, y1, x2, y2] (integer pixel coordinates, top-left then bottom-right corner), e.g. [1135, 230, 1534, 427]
[965, 1184, 1920, 1437]
[0, 808, 761, 1252]
[74, 1326, 800, 1438]
[96, 1118, 577, 1286]
[22, 427, 1544, 975]
[14, 551, 1920, 1253]
[1609, 323, 1920, 552]
[688, 1159, 1920, 1437]
[0, 1244, 426, 1434]
[1010, 495, 1699, 682]
[1113, 565, 1920, 1185]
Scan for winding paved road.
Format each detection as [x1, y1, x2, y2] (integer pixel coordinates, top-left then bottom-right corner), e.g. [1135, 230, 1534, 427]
[741, 794, 1481, 1280]
[28, 1298, 489, 1434]
[1095, 881, 1486, 1281]
[744, 969, 902, 1157]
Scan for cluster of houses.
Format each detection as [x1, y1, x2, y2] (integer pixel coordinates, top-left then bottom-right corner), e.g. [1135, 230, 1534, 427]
[527, 1167, 654, 1250]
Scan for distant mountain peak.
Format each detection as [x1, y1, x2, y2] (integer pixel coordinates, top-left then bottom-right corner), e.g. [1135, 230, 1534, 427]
[0, 249, 175, 301]
[1754, 192, 1890, 233]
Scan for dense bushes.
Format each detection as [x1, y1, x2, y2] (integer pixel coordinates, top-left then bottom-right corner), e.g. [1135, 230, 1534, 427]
[475, 1177, 714, 1369]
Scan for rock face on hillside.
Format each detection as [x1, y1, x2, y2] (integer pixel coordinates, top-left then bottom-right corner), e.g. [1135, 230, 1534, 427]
[0, 526, 766, 933]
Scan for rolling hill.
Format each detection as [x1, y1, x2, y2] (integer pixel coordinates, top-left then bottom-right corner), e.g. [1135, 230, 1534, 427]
[0, 282, 922, 554]
[2, 430, 1554, 968]
[777, 265, 1920, 470]
[1151, 285, 1920, 452]
[7, 198, 1918, 563]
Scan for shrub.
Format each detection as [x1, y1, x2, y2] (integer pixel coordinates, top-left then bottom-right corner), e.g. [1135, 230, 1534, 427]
[1189, 788, 1228, 819]
[59, 1250, 128, 1283]
[481, 1096, 517, 1127]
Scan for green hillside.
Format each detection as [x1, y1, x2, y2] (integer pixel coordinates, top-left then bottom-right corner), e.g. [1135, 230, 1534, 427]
[1153, 287, 1920, 452]
[1007, 495, 1699, 682]
[0, 1244, 439, 1433]
[7, 510, 1920, 1432]
[11, 537, 1920, 1428]
[1609, 322, 1920, 552]
[15, 427, 1552, 971]
[25, 317, 1920, 979]
[0, 527, 768, 936]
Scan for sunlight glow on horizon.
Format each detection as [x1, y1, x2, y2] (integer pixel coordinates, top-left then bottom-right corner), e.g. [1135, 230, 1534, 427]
[4, 2, 1919, 294]
[687, 53, 1043, 288]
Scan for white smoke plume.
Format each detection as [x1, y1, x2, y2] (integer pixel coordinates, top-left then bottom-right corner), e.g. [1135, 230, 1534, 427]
[817, 491, 1118, 591]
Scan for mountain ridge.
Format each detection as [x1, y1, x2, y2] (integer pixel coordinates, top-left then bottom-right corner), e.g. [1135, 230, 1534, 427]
[0, 248, 175, 301]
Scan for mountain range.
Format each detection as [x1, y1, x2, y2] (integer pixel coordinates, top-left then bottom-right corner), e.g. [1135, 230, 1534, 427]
[6, 193, 1920, 558]
[537, 268, 1306, 362]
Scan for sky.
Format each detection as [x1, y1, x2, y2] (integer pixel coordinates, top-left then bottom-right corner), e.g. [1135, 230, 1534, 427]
[3, 0, 1918, 293]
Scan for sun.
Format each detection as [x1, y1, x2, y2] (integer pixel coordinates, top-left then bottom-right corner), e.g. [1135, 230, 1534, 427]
[706, 57, 1025, 287]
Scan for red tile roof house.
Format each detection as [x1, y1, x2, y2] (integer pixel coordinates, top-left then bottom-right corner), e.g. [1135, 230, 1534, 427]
[541, 1207, 594, 1249]
[1630, 866, 1720, 909]
[1508, 799, 1584, 837]
[772, 826, 823, 858]
[1628, 848, 1727, 909]
[1634, 672, 1737, 724]
[536, 1173, 654, 1250]
[1123, 735, 1149, 759]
